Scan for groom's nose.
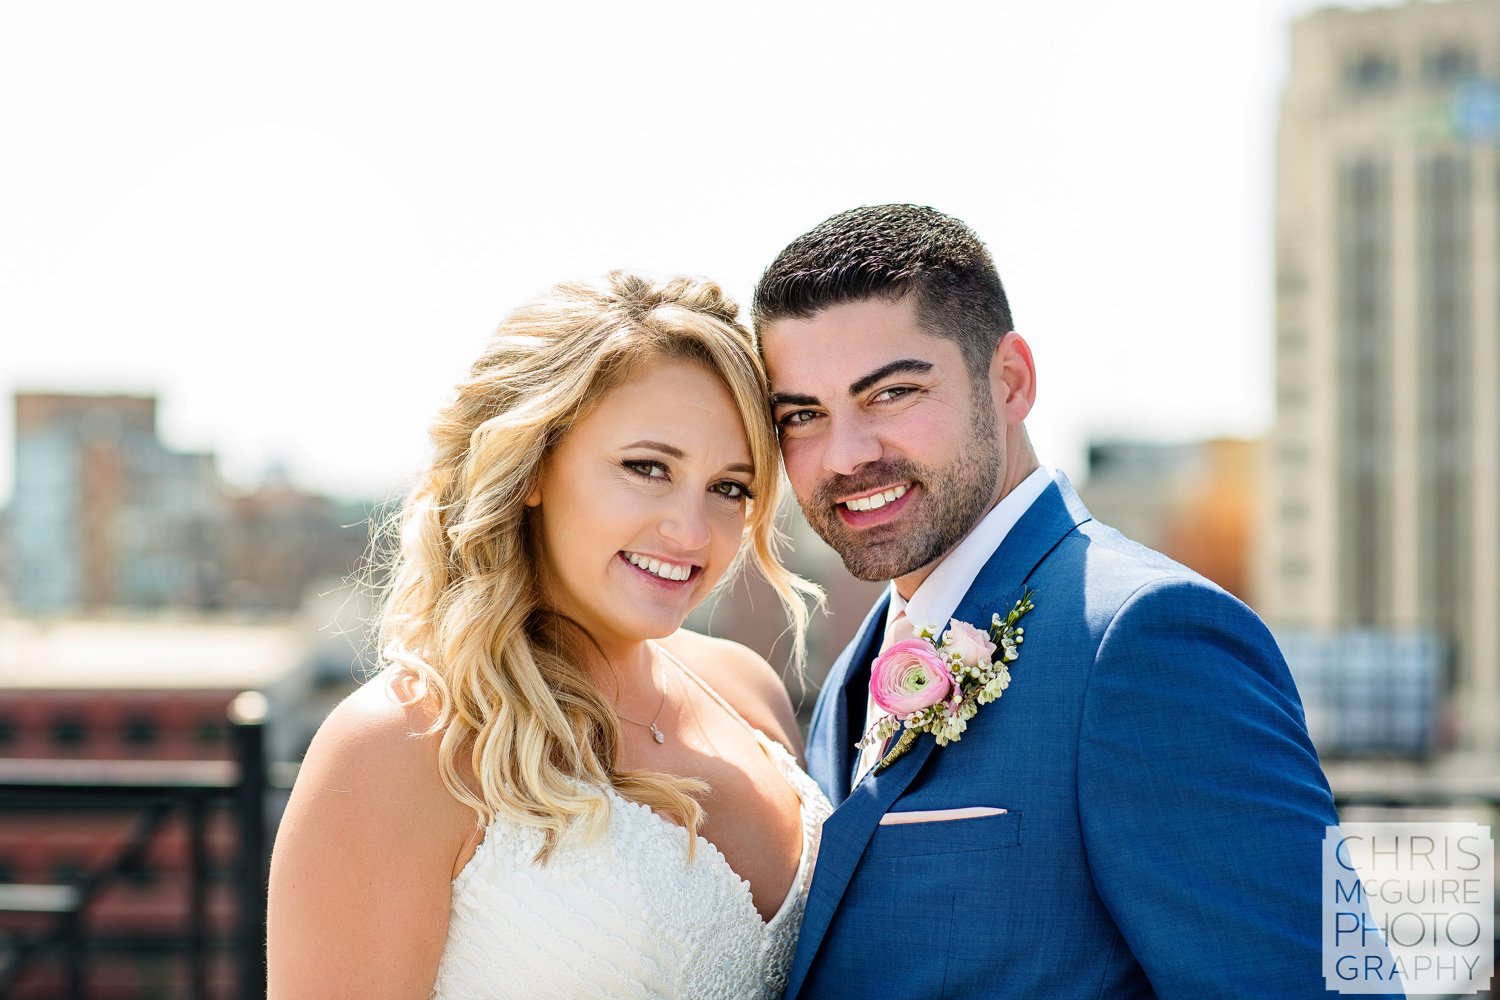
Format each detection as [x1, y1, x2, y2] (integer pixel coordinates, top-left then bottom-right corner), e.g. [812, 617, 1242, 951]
[822, 414, 883, 477]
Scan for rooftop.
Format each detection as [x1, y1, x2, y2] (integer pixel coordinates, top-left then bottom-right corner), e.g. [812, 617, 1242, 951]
[0, 614, 307, 690]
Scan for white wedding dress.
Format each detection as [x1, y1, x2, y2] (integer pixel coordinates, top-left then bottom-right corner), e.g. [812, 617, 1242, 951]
[429, 656, 833, 1000]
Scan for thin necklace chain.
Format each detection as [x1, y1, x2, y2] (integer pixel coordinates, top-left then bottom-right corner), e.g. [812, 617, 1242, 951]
[615, 651, 671, 745]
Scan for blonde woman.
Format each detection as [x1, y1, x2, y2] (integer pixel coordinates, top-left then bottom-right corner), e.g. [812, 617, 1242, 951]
[267, 273, 829, 999]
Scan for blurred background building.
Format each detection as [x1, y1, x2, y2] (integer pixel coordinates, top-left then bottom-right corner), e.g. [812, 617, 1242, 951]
[7, 392, 376, 616]
[11, 394, 228, 613]
[1079, 438, 1259, 606]
[1, 391, 380, 997]
[1264, 0, 1500, 757]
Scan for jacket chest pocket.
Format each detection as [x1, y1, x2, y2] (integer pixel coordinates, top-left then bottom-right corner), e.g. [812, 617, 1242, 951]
[862, 809, 1022, 862]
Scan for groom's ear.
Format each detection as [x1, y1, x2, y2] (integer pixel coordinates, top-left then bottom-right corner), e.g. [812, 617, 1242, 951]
[990, 332, 1037, 427]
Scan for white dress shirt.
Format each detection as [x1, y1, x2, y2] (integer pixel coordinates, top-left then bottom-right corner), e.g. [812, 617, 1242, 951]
[854, 465, 1053, 782]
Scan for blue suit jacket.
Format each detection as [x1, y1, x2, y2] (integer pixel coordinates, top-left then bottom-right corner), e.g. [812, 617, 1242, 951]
[787, 473, 1389, 999]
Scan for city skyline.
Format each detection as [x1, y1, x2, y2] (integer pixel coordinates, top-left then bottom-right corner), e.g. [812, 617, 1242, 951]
[5, 390, 377, 614]
[2, 0, 1325, 502]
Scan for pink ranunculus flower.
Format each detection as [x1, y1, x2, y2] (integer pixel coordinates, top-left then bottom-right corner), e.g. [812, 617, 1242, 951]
[944, 618, 997, 669]
[870, 640, 953, 718]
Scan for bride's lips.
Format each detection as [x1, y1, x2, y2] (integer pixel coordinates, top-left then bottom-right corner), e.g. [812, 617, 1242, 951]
[834, 483, 917, 529]
[618, 551, 701, 590]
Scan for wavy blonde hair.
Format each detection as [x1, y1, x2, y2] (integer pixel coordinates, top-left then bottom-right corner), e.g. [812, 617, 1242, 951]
[376, 271, 820, 859]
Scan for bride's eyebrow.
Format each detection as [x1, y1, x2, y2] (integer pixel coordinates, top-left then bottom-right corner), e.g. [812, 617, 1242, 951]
[622, 440, 685, 458]
[622, 440, 753, 476]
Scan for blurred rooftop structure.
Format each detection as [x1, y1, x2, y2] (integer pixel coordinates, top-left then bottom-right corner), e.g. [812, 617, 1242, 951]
[0, 594, 373, 997]
[0, 615, 304, 692]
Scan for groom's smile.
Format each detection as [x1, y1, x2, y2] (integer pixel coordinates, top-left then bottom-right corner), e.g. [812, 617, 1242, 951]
[836, 482, 914, 521]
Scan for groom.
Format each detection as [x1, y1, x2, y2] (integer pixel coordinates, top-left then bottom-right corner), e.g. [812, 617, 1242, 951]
[753, 205, 1379, 998]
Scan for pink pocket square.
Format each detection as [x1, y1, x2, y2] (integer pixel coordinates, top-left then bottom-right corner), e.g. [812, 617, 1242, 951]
[878, 806, 1008, 826]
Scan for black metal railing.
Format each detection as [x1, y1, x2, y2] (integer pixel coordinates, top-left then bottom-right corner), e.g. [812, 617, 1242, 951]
[0, 691, 272, 1000]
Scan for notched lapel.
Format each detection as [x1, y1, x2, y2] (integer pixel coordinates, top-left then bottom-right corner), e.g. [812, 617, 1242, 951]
[816, 595, 888, 804]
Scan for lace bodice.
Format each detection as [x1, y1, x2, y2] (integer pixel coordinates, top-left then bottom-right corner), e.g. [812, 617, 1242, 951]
[430, 665, 833, 1000]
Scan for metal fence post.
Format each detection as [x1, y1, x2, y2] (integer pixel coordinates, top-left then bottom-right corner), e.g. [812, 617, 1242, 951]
[229, 691, 269, 1000]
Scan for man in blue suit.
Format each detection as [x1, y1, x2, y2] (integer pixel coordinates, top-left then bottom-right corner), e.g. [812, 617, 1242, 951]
[753, 205, 1393, 998]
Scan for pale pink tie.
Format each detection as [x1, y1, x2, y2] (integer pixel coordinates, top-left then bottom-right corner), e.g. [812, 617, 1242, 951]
[853, 610, 908, 783]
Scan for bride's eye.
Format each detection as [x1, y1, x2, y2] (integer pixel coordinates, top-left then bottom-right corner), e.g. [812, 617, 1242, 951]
[710, 480, 754, 502]
[623, 459, 669, 481]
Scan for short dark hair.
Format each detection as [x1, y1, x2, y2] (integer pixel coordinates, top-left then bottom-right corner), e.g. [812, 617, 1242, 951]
[751, 204, 1013, 377]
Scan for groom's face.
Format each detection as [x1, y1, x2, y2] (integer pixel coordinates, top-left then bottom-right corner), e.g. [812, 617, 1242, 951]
[761, 295, 1004, 589]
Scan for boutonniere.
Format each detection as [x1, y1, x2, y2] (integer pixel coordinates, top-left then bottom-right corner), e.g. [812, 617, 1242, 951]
[856, 589, 1037, 774]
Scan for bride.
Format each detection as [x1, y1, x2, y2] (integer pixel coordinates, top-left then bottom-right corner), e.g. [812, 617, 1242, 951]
[267, 272, 829, 999]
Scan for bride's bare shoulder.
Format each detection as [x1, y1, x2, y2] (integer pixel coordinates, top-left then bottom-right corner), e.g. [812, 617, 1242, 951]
[659, 630, 804, 757]
[276, 671, 475, 876]
[267, 671, 477, 997]
[307, 671, 446, 784]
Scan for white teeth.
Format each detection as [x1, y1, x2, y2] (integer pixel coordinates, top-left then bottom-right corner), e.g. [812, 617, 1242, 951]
[843, 484, 909, 512]
[626, 552, 692, 581]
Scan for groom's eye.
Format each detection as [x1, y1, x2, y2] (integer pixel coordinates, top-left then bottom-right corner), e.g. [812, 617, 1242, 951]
[777, 409, 818, 428]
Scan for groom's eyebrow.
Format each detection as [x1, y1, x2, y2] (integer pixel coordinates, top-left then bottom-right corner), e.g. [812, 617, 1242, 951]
[769, 359, 935, 409]
[769, 390, 819, 409]
[848, 359, 933, 396]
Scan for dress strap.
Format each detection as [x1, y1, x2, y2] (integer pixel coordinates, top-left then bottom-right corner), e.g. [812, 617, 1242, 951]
[650, 642, 766, 744]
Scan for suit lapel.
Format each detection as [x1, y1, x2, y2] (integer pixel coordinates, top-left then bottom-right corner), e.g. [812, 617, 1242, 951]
[809, 593, 889, 805]
[785, 722, 939, 999]
[946, 473, 1091, 626]
[787, 472, 1092, 1000]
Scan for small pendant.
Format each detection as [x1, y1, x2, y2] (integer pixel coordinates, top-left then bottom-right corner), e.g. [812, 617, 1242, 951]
[649, 724, 665, 744]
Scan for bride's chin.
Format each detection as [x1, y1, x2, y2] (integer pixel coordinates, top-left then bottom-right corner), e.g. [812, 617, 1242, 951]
[605, 611, 693, 644]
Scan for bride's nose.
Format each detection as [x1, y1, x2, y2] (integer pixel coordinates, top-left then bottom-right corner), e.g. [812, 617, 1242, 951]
[656, 493, 713, 552]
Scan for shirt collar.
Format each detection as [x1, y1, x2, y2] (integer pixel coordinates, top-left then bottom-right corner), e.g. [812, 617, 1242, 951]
[887, 465, 1053, 632]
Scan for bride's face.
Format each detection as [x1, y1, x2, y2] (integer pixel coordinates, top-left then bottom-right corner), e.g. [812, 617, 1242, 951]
[528, 356, 754, 650]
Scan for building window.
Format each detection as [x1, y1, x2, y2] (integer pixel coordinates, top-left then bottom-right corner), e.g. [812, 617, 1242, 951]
[1417, 155, 1472, 647]
[195, 718, 226, 745]
[1337, 156, 1393, 625]
[0, 715, 15, 746]
[1345, 52, 1399, 94]
[121, 715, 158, 746]
[1423, 46, 1476, 85]
[50, 716, 88, 747]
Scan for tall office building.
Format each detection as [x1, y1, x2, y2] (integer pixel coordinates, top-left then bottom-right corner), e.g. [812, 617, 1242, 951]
[1265, 0, 1500, 752]
[11, 393, 231, 613]
[9, 392, 379, 615]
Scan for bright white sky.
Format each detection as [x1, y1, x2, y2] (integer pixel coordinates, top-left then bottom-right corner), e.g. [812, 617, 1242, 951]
[1, 0, 1333, 504]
